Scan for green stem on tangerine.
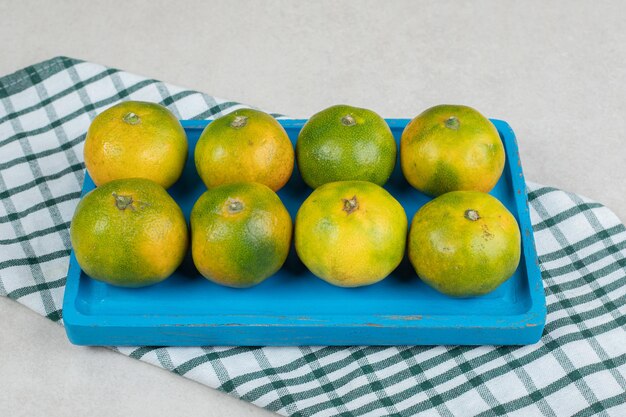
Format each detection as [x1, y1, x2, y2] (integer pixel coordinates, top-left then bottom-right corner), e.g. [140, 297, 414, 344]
[341, 115, 356, 127]
[123, 112, 141, 125]
[464, 209, 480, 221]
[342, 196, 359, 214]
[112, 193, 134, 210]
[226, 198, 245, 214]
[445, 116, 460, 130]
[230, 115, 248, 129]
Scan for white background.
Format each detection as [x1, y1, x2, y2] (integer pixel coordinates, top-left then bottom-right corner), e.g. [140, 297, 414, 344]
[0, 1, 624, 416]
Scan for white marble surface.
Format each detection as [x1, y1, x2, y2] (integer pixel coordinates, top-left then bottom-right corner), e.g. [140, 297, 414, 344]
[0, 1, 624, 416]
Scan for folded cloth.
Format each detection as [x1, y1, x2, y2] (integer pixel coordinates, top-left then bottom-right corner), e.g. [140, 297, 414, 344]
[1, 57, 624, 417]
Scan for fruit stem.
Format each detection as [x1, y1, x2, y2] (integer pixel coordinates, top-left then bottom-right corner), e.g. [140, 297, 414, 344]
[230, 115, 248, 129]
[445, 116, 460, 130]
[226, 198, 244, 214]
[112, 193, 135, 211]
[123, 112, 141, 125]
[464, 209, 480, 221]
[341, 115, 356, 127]
[342, 196, 359, 214]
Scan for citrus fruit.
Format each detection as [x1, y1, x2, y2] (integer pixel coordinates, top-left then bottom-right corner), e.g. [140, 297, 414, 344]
[84, 101, 188, 189]
[190, 182, 292, 287]
[70, 178, 188, 287]
[408, 191, 521, 297]
[295, 181, 407, 287]
[400, 104, 505, 196]
[194, 109, 294, 191]
[296, 105, 396, 188]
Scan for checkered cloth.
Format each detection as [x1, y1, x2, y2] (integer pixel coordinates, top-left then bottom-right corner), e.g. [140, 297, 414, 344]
[1, 57, 625, 417]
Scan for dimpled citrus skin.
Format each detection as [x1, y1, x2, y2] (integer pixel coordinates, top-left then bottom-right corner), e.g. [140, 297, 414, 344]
[70, 178, 188, 287]
[84, 101, 188, 189]
[190, 182, 292, 288]
[295, 181, 407, 287]
[400, 104, 505, 196]
[194, 109, 294, 192]
[408, 191, 521, 297]
[296, 105, 397, 188]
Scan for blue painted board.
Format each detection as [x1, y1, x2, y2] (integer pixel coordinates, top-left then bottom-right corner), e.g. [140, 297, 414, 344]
[63, 118, 546, 346]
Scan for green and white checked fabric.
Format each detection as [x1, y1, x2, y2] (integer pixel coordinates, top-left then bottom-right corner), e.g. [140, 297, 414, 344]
[1, 57, 625, 417]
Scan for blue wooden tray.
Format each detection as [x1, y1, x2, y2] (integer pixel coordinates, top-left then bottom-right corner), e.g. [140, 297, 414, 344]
[63, 118, 546, 346]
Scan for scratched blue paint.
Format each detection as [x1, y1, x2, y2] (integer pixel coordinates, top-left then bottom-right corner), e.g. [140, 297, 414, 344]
[63, 119, 546, 346]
